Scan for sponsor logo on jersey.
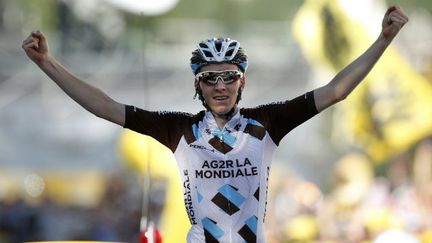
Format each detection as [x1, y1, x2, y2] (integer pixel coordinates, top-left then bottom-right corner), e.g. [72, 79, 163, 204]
[195, 158, 259, 179]
[183, 170, 197, 225]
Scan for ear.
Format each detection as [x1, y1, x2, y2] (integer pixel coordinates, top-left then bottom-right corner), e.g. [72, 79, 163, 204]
[240, 76, 246, 91]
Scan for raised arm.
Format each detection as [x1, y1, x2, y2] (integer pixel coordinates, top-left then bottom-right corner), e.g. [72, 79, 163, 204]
[313, 6, 409, 112]
[22, 30, 126, 126]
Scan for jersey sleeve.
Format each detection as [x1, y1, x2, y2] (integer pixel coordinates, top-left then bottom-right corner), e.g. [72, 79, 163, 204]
[123, 105, 192, 152]
[242, 91, 319, 145]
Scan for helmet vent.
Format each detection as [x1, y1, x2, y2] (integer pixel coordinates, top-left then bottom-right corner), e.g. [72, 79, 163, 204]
[228, 42, 237, 48]
[203, 50, 212, 57]
[225, 49, 234, 57]
[215, 41, 222, 52]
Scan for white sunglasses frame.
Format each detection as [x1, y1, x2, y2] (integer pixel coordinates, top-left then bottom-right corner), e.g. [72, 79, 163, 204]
[195, 70, 243, 85]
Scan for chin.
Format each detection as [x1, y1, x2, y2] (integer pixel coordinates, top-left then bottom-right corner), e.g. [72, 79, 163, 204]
[214, 110, 230, 116]
[211, 105, 236, 116]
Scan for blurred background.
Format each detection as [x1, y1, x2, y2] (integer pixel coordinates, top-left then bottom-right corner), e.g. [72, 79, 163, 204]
[0, 0, 432, 242]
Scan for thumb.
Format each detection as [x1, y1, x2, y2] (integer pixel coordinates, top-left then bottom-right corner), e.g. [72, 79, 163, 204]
[382, 25, 392, 38]
[382, 21, 401, 39]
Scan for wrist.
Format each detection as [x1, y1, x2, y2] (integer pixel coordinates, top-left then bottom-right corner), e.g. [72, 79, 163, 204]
[37, 55, 54, 69]
[376, 33, 393, 48]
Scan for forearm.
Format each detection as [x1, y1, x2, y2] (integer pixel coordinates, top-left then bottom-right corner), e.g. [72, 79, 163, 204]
[38, 56, 125, 124]
[314, 35, 391, 112]
[332, 35, 390, 99]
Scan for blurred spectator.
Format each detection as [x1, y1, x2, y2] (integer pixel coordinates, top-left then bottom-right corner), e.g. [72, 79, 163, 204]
[265, 139, 432, 243]
[0, 171, 141, 242]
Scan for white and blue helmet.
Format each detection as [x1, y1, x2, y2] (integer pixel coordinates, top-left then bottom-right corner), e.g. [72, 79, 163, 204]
[190, 37, 248, 75]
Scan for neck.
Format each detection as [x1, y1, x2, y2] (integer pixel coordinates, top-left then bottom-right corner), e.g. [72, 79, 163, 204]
[211, 107, 237, 129]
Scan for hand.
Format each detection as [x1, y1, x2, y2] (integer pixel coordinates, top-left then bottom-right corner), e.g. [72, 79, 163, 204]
[381, 6, 409, 40]
[22, 30, 49, 64]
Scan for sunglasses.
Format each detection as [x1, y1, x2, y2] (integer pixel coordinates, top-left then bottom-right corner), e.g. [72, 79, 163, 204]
[195, 70, 243, 85]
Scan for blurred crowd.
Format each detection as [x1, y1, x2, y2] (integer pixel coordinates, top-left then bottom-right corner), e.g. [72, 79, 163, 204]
[0, 172, 142, 243]
[265, 137, 432, 243]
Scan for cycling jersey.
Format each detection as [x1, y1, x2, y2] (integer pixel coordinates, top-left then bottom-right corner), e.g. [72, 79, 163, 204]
[124, 91, 318, 243]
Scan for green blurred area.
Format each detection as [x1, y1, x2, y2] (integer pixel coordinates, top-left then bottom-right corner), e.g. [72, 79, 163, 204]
[4, 0, 431, 29]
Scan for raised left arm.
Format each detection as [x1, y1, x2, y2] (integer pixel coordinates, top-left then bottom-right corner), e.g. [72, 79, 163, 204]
[313, 6, 408, 112]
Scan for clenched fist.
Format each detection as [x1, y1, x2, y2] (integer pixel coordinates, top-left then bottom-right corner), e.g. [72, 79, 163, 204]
[22, 30, 49, 64]
[381, 6, 409, 40]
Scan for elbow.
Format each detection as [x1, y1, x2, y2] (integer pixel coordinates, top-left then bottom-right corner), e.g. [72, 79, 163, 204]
[333, 85, 352, 103]
[93, 96, 124, 125]
[88, 104, 106, 120]
[93, 109, 106, 119]
[90, 96, 113, 119]
[334, 92, 349, 103]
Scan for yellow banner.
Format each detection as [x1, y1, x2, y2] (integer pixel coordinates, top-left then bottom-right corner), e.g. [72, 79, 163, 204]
[293, 0, 432, 162]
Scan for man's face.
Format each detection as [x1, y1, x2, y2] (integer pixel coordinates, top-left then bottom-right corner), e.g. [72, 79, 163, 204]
[195, 63, 245, 115]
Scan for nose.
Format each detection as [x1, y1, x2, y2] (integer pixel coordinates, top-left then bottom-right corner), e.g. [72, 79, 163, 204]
[214, 77, 226, 90]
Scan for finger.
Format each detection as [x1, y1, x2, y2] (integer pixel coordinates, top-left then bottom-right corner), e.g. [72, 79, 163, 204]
[22, 36, 38, 46]
[31, 30, 46, 42]
[22, 35, 34, 44]
[387, 11, 408, 26]
[31, 30, 48, 51]
[31, 30, 41, 36]
[22, 41, 39, 49]
[392, 14, 409, 27]
[384, 5, 409, 25]
[22, 30, 44, 45]
[390, 15, 406, 25]
[391, 9, 408, 19]
[22, 39, 39, 49]
[394, 11, 409, 23]
[22, 42, 39, 50]
[392, 7, 409, 21]
[384, 5, 398, 18]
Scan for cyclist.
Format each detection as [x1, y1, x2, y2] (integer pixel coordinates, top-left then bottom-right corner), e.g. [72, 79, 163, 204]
[22, 6, 408, 243]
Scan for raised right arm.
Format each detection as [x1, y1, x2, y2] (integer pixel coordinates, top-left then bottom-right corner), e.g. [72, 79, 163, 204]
[22, 30, 125, 126]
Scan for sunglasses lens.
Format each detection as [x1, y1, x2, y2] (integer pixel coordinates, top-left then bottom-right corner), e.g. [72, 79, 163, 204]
[198, 71, 242, 85]
[219, 72, 237, 84]
[200, 73, 217, 84]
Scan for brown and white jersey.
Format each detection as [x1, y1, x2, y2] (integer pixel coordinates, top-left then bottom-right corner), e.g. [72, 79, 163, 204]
[124, 91, 318, 243]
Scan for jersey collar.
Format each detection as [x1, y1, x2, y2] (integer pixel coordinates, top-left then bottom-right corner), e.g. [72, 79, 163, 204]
[204, 108, 241, 133]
